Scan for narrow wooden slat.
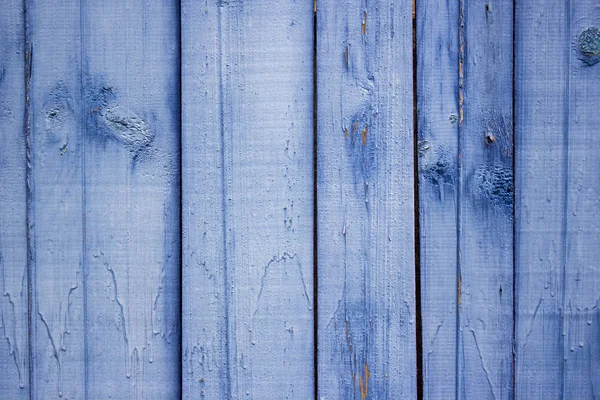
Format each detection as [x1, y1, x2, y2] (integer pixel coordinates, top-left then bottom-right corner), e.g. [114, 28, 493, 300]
[514, 0, 567, 396]
[28, 1, 86, 398]
[563, 2, 600, 397]
[182, 2, 315, 398]
[181, 3, 226, 397]
[416, 0, 460, 397]
[316, 1, 417, 398]
[0, 1, 28, 397]
[457, 1, 514, 398]
[82, 0, 181, 397]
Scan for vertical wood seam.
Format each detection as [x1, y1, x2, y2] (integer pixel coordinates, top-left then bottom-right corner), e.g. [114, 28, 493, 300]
[313, 3, 318, 399]
[412, 0, 424, 398]
[511, 0, 517, 396]
[79, 1, 89, 398]
[559, 1, 571, 397]
[24, 0, 33, 397]
[178, 1, 183, 398]
[216, 4, 232, 397]
[456, 0, 465, 397]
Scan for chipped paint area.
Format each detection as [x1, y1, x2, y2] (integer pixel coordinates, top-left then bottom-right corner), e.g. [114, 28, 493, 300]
[99, 104, 153, 149]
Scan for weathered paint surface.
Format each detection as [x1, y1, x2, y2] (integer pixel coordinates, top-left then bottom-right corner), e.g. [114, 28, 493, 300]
[418, 0, 515, 398]
[562, 3, 600, 396]
[28, 1, 87, 398]
[26, 0, 181, 398]
[2, 0, 600, 398]
[514, 0, 567, 396]
[457, 1, 515, 399]
[181, 1, 315, 398]
[516, 0, 600, 398]
[316, 1, 417, 398]
[416, 0, 459, 398]
[82, 0, 181, 398]
[0, 1, 28, 397]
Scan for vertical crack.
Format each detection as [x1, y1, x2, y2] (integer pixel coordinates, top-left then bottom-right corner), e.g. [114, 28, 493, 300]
[511, 0, 517, 396]
[79, 1, 89, 398]
[412, 0, 423, 398]
[560, 0, 572, 398]
[456, 0, 465, 397]
[312, 2, 319, 399]
[177, 1, 183, 397]
[23, 0, 33, 397]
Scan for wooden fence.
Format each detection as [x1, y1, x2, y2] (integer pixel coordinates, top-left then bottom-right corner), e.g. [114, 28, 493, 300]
[1, 0, 599, 398]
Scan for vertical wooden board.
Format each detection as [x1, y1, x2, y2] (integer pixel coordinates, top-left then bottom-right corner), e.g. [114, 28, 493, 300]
[514, 0, 567, 396]
[0, 1, 28, 397]
[416, 0, 460, 398]
[458, 0, 514, 399]
[181, 2, 226, 398]
[317, 1, 416, 398]
[563, 2, 600, 397]
[182, 1, 315, 398]
[82, 0, 181, 398]
[28, 1, 86, 398]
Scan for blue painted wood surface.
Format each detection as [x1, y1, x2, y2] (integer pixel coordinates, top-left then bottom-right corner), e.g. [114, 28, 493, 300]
[514, 0, 567, 396]
[417, 1, 514, 398]
[26, 0, 181, 398]
[416, 0, 459, 397]
[0, 0, 599, 398]
[0, 1, 28, 397]
[82, 1, 181, 398]
[28, 1, 86, 398]
[182, 1, 315, 398]
[562, 4, 600, 396]
[516, 0, 600, 398]
[316, 1, 417, 398]
[457, 1, 515, 399]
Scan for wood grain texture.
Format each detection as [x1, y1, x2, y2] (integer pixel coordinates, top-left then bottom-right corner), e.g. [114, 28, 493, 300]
[457, 0, 514, 399]
[27, 1, 181, 398]
[28, 1, 86, 398]
[316, 1, 417, 398]
[181, 1, 315, 398]
[82, 0, 181, 398]
[514, 0, 567, 396]
[516, 2, 600, 398]
[0, 1, 28, 397]
[416, 0, 460, 398]
[562, 1, 600, 397]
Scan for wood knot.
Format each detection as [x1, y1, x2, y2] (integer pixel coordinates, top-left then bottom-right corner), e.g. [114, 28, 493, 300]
[579, 27, 600, 56]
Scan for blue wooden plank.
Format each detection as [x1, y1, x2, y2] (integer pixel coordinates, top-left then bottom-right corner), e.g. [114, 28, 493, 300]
[316, 1, 417, 398]
[563, 2, 600, 397]
[514, 0, 567, 396]
[181, 3, 226, 397]
[180, 3, 226, 397]
[457, 1, 514, 398]
[0, 1, 28, 397]
[27, 1, 86, 398]
[81, 0, 181, 397]
[181, 1, 315, 398]
[516, 1, 600, 397]
[416, 0, 460, 397]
